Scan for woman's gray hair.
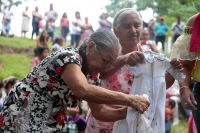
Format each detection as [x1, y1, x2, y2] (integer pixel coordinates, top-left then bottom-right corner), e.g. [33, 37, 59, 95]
[113, 8, 143, 31]
[80, 30, 121, 52]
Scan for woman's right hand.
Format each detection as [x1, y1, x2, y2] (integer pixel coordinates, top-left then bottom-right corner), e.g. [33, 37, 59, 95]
[123, 45, 144, 66]
[127, 95, 150, 114]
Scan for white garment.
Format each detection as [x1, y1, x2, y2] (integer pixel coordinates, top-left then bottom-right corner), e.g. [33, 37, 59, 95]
[114, 51, 185, 133]
[3, 9, 13, 20]
[171, 22, 185, 35]
[52, 43, 62, 52]
[70, 19, 82, 35]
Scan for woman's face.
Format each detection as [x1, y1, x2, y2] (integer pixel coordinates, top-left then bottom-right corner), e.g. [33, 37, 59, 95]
[114, 13, 142, 50]
[76, 13, 80, 19]
[42, 31, 48, 38]
[142, 31, 149, 41]
[86, 42, 119, 75]
[40, 49, 49, 60]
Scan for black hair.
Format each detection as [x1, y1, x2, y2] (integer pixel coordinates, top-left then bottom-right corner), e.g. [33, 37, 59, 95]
[177, 16, 181, 19]
[75, 11, 80, 15]
[3, 77, 18, 90]
[39, 30, 49, 42]
[168, 99, 176, 109]
[52, 37, 63, 45]
[62, 12, 67, 18]
[79, 41, 88, 76]
[37, 46, 49, 56]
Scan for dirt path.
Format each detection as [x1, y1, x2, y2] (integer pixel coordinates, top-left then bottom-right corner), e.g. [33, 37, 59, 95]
[0, 45, 34, 57]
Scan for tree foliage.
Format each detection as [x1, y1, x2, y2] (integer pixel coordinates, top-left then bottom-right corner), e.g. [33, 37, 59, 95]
[105, 0, 199, 26]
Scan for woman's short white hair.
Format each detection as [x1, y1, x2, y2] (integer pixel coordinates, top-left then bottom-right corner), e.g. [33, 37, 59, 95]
[113, 8, 143, 31]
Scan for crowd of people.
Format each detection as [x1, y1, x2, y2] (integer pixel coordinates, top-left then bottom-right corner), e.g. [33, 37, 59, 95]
[0, 3, 199, 133]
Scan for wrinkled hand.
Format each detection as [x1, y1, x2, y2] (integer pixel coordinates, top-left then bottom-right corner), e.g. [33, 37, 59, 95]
[128, 95, 150, 114]
[124, 45, 144, 66]
[170, 58, 183, 72]
[180, 88, 197, 110]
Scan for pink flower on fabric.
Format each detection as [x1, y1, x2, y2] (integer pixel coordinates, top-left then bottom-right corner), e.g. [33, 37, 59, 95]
[91, 75, 98, 82]
[57, 110, 66, 126]
[56, 67, 62, 75]
[71, 95, 77, 103]
[75, 53, 81, 61]
[0, 116, 4, 127]
[49, 84, 54, 91]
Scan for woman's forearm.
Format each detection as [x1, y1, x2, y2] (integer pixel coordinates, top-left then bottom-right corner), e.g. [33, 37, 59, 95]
[100, 55, 125, 79]
[89, 102, 127, 122]
[165, 72, 175, 89]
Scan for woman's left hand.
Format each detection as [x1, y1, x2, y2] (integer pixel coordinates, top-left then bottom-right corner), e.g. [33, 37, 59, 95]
[170, 58, 183, 72]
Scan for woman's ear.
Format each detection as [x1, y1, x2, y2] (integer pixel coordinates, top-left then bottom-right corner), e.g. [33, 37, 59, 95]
[86, 41, 95, 55]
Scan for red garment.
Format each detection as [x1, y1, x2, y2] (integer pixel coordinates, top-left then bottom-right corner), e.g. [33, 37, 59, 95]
[188, 113, 197, 133]
[31, 57, 40, 66]
[190, 13, 200, 52]
[166, 92, 173, 98]
[61, 18, 69, 27]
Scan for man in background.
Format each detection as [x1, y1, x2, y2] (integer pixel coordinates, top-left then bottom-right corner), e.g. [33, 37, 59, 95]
[171, 17, 185, 42]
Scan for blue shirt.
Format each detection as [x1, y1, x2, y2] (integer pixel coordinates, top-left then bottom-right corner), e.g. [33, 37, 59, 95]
[155, 24, 168, 36]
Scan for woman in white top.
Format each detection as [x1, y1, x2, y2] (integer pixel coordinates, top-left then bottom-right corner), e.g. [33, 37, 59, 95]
[21, 6, 30, 38]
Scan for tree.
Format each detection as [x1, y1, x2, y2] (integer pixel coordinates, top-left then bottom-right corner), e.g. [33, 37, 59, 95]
[0, 0, 36, 12]
[105, 0, 199, 30]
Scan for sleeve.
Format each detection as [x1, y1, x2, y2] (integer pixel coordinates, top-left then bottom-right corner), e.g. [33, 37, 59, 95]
[165, 57, 185, 83]
[0, 83, 33, 132]
[51, 48, 82, 76]
[128, 65, 143, 78]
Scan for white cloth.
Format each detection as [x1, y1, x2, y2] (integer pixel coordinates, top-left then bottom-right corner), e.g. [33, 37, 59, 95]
[3, 9, 13, 20]
[52, 43, 62, 52]
[21, 15, 29, 32]
[70, 19, 82, 35]
[141, 40, 156, 50]
[114, 51, 185, 133]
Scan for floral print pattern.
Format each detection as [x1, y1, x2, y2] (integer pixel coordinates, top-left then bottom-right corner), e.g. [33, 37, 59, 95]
[86, 65, 134, 133]
[0, 47, 100, 133]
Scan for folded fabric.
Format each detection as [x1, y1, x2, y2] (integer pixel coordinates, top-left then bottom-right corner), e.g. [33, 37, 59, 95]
[190, 13, 200, 52]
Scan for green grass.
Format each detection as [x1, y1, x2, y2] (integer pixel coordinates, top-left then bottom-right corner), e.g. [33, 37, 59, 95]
[0, 54, 30, 81]
[0, 36, 35, 49]
[171, 119, 188, 133]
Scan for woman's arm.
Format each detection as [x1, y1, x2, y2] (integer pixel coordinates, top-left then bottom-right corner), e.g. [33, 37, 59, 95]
[88, 102, 127, 122]
[179, 60, 197, 110]
[61, 63, 150, 113]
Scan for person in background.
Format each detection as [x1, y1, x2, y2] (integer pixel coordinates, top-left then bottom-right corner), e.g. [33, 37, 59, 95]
[34, 30, 49, 56]
[140, 28, 159, 52]
[21, 6, 30, 38]
[148, 19, 156, 41]
[52, 37, 64, 52]
[155, 16, 168, 52]
[98, 12, 112, 31]
[70, 11, 82, 48]
[1, 18, 14, 37]
[171, 17, 185, 43]
[2, 4, 13, 26]
[60, 12, 69, 41]
[30, 46, 49, 70]
[165, 98, 175, 133]
[78, 16, 93, 47]
[47, 18, 55, 41]
[0, 76, 18, 111]
[31, 6, 42, 39]
[44, 3, 58, 30]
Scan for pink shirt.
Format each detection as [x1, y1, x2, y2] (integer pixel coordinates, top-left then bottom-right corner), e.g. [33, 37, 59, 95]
[86, 65, 134, 133]
[44, 10, 58, 21]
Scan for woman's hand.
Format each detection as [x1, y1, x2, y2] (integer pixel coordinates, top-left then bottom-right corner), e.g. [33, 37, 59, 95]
[123, 45, 144, 66]
[127, 95, 150, 114]
[180, 88, 197, 110]
[170, 58, 183, 72]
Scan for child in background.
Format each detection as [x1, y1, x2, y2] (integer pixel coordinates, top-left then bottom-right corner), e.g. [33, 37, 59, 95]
[52, 37, 64, 52]
[165, 98, 175, 133]
[31, 46, 49, 70]
[140, 28, 159, 52]
[47, 19, 55, 41]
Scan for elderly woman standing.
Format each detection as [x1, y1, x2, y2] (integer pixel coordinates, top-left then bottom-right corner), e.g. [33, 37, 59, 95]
[0, 30, 150, 133]
[86, 8, 182, 133]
